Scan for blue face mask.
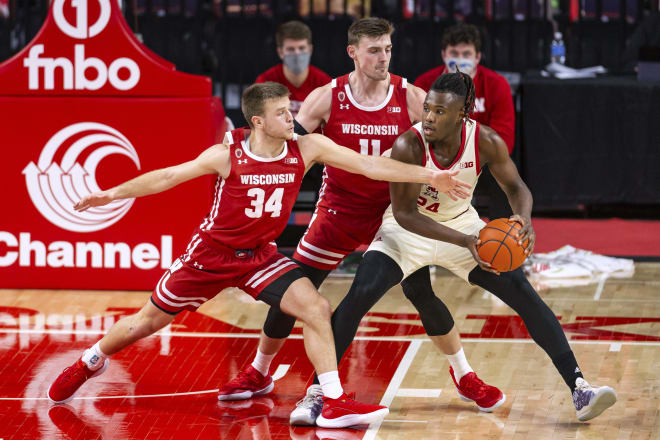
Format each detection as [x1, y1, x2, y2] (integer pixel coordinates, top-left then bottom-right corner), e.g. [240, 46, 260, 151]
[283, 52, 311, 75]
[446, 58, 475, 74]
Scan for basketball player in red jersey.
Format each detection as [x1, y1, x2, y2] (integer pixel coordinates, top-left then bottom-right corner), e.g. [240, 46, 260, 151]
[220, 18, 505, 425]
[47, 82, 470, 429]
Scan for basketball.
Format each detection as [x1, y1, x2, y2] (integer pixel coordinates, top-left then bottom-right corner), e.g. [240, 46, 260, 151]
[477, 218, 529, 272]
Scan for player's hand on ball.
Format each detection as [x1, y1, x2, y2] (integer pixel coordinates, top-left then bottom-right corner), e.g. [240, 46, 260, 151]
[74, 191, 114, 212]
[431, 170, 472, 199]
[509, 214, 535, 255]
[463, 235, 500, 275]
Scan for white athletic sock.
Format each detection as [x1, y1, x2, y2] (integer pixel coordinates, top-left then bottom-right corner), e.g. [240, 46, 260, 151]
[251, 349, 275, 376]
[318, 371, 344, 399]
[447, 347, 474, 382]
[81, 341, 107, 371]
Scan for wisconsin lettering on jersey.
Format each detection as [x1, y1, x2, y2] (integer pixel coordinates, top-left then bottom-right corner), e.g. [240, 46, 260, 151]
[341, 123, 399, 136]
[239, 173, 296, 185]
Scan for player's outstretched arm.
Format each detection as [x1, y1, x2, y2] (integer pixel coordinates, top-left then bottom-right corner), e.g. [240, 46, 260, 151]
[389, 133, 497, 273]
[479, 126, 535, 254]
[74, 144, 231, 212]
[299, 133, 472, 195]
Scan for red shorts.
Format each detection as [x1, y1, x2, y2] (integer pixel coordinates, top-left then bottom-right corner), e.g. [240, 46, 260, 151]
[293, 205, 385, 270]
[151, 234, 302, 314]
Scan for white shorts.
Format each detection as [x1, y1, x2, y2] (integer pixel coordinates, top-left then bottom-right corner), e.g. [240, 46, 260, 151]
[367, 206, 486, 282]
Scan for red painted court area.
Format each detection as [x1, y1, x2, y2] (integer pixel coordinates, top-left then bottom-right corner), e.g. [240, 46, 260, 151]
[1, 306, 658, 439]
[0, 308, 410, 440]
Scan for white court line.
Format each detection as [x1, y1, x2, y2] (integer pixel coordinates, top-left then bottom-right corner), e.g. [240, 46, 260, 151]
[272, 364, 290, 381]
[363, 340, 423, 440]
[0, 389, 220, 401]
[594, 275, 608, 300]
[0, 329, 658, 347]
[396, 388, 442, 398]
[544, 297, 660, 303]
[382, 419, 428, 423]
[1, 336, 657, 402]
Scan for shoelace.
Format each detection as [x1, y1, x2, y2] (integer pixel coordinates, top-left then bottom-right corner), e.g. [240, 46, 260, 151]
[462, 375, 486, 396]
[295, 389, 324, 409]
[60, 363, 88, 385]
[574, 380, 590, 392]
[228, 370, 256, 386]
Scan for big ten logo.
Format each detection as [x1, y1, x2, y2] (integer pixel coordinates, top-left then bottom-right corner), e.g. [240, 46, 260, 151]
[23, 0, 140, 91]
[459, 161, 474, 169]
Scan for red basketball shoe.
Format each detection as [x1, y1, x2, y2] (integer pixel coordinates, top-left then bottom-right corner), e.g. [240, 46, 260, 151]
[217, 364, 274, 401]
[48, 357, 109, 404]
[315, 393, 388, 428]
[450, 366, 506, 412]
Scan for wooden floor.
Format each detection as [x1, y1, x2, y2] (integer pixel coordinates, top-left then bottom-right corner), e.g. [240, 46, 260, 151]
[1, 263, 659, 439]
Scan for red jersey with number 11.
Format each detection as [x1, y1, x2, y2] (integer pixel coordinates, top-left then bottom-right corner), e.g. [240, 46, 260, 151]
[320, 73, 412, 213]
[197, 128, 305, 250]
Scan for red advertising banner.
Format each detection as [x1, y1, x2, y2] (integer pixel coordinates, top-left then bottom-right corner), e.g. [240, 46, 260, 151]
[0, 0, 227, 290]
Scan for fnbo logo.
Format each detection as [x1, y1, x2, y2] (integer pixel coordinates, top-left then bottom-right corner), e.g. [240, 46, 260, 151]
[53, 0, 111, 39]
[23, 0, 141, 91]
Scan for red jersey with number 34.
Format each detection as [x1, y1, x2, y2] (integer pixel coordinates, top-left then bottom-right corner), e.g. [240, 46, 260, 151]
[320, 73, 412, 213]
[197, 128, 305, 250]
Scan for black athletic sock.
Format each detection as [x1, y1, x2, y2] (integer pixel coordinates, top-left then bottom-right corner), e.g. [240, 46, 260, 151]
[552, 351, 584, 393]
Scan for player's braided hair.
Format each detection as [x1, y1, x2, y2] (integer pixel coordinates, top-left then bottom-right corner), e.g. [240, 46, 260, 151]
[429, 72, 476, 120]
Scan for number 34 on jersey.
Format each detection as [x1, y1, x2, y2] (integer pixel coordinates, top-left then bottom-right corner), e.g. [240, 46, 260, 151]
[245, 187, 284, 218]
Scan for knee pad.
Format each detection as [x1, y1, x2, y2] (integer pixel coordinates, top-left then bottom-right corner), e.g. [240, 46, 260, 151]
[263, 307, 296, 339]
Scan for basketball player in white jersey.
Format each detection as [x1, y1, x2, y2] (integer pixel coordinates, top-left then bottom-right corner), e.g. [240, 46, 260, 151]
[219, 18, 505, 425]
[332, 72, 618, 422]
[47, 82, 471, 429]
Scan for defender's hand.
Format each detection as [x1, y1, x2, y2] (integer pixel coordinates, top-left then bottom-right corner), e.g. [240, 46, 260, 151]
[463, 234, 500, 275]
[430, 170, 472, 200]
[509, 214, 535, 255]
[74, 191, 114, 212]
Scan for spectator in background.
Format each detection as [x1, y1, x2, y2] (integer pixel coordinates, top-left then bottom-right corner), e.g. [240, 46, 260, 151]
[415, 23, 515, 219]
[255, 21, 331, 118]
[621, 12, 660, 72]
[298, 0, 369, 17]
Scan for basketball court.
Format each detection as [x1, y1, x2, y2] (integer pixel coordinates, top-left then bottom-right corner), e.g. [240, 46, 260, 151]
[1, 258, 658, 439]
[1, 1, 659, 439]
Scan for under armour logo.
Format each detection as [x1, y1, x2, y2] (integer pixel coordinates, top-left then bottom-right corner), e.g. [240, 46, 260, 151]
[238, 159, 248, 165]
[193, 262, 203, 269]
[339, 104, 350, 110]
[327, 209, 337, 214]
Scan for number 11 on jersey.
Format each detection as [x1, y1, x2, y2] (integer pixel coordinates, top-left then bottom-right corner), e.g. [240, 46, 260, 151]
[359, 139, 381, 156]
